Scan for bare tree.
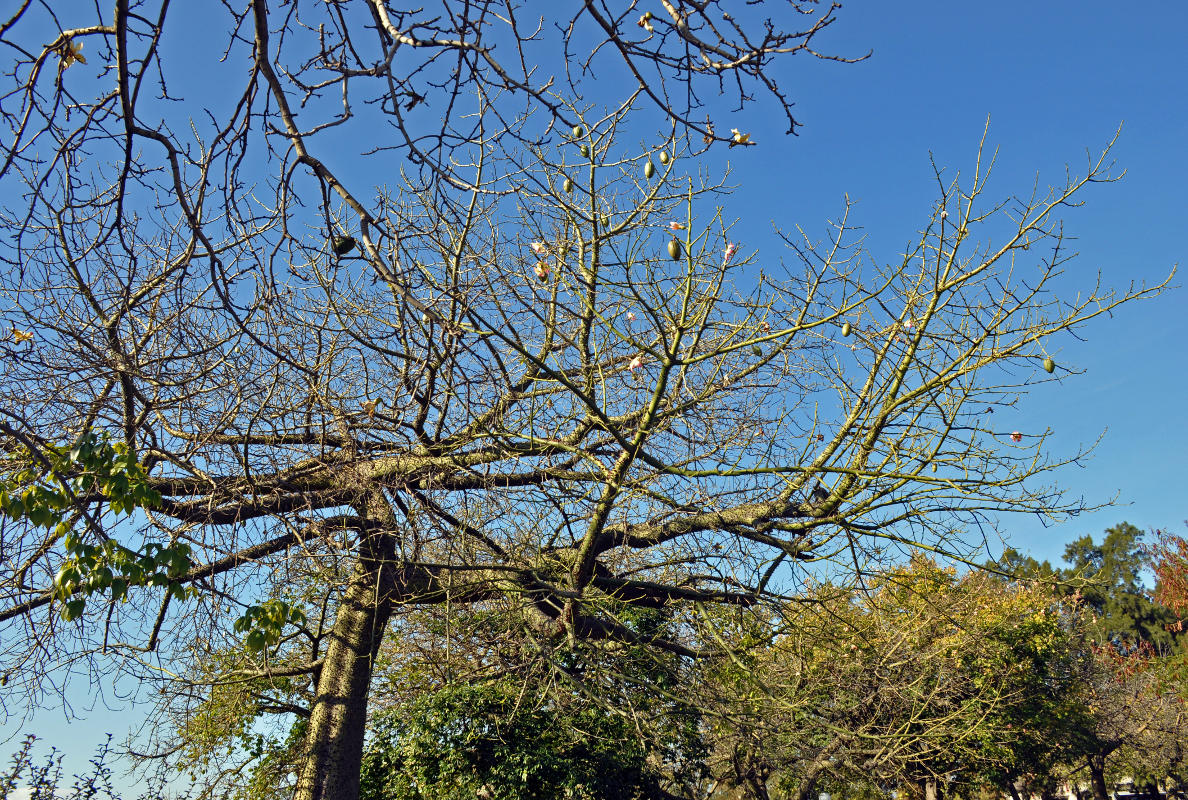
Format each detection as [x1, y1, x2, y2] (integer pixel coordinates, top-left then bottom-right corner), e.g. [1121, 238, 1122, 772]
[0, 3, 1170, 800]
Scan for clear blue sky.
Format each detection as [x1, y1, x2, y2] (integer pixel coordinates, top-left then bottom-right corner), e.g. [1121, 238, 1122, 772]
[719, 0, 1187, 566]
[5, 0, 1185, 790]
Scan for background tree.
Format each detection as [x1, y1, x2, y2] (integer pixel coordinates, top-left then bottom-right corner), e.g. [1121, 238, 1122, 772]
[1061, 627, 1188, 800]
[700, 558, 1088, 800]
[991, 526, 1188, 798]
[0, 4, 1169, 800]
[1062, 523, 1180, 652]
[994, 523, 1183, 653]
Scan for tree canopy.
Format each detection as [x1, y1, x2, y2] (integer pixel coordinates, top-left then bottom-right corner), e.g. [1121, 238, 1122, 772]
[995, 522, 1183, 653]
[0, 3, 1171, 800]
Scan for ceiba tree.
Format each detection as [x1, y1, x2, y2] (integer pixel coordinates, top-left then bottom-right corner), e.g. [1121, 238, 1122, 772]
[0, 2, 1170, 799]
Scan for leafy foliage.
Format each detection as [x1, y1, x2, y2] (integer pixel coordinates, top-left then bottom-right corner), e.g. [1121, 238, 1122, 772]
[233, 600, 309, 655]
[0, 431, 190, 621]
[359, 681, 667, 800]
[1063, 523, 1179, 651]
[702, 557, 1089, 799]
[51, 535, 193, 622]
[0, 431, 159, 528]
[996, 523, 1182, 653]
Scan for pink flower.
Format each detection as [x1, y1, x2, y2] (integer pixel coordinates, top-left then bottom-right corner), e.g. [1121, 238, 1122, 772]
[626, 312, 636, 323]
[668, 221, 686, 231]
[723, 242, 738, 264]
[1010, 431, 1023, 443]
[533, 261, 549, 280]
[529, 241, 548, 255]
[629, 354, 643, 371]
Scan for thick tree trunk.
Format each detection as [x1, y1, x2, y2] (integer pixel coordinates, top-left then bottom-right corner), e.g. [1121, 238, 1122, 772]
[925, 778, 939, 800]
[293, 500, 401, 800]
[1007, 779, 1024, 800]
[1087, 755, 1110, 800]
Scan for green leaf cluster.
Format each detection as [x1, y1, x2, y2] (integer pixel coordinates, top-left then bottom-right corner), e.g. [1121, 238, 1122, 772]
[52, 535, 194, 621]
[0, 431, 160, 527]
[233, 600, 307, 654]
[359, 680, 665, 800]
[0, 430, 182, 621]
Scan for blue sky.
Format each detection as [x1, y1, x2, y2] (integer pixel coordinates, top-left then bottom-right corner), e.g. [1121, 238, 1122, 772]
[5, 0, 1186, 790]
[718, 0, 1187, 566]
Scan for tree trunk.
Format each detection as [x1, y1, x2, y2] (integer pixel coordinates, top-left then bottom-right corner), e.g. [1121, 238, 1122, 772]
[1087, 755, 1110, 800]
[1007, 779, 1024, 800]
[293, 509, 400, 800]
[925, 778, 939, 800]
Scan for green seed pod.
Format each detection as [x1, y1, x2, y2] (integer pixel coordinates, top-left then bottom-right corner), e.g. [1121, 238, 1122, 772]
[931, 463, 938, 473]
[600, 214, 610, 228]
[572, 125, 584, 138]
[841, 322, 852, 337]
[579, 144, 590, 159]
[667, 239, 681, 261]
[658, 150, 670, 165]
[563, 177, 574, 194]
[1043, 357, 1056, 374]
[751, 345, 763, 357]
[644, 159, 655, 179]
[332, 235, 357, 256]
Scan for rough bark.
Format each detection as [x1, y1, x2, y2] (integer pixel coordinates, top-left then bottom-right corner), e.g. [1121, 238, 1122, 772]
[293, 495, 401, 800]
[1007, 779, 1025, 800]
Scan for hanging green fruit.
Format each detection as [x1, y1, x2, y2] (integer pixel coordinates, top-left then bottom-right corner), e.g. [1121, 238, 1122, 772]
[841, 322, 852, 337]
[751, 345, 763, 357]
[667, 239, 681, 260]
[644, 159, 655, 179]
[332, 235, 357, 256]
[579, 144, 590, 158]
[658, 150, 670, 165]
[563, 177, 573, 194]
[600, 214, 610, 228]
[572, 125, 584, 138]
[1043, 357, 1056, 374]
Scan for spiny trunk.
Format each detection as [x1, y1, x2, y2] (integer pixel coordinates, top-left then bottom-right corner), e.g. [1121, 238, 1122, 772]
[1087, 754, 1110, 800]
[293, 509, 399, 800]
